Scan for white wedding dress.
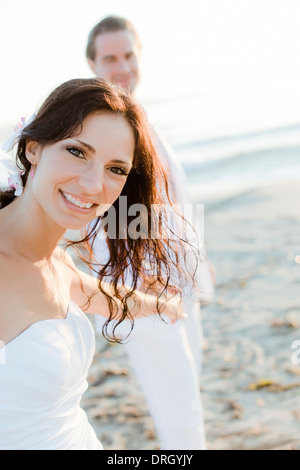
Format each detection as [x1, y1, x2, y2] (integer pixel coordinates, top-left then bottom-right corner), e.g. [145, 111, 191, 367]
[0, 301, 102, 450]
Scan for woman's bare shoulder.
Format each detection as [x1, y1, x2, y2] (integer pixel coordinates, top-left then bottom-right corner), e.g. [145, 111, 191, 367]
[0, 252, 26, 340]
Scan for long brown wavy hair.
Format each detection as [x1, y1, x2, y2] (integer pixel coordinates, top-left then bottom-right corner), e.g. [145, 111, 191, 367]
[0, 78, 198, 341]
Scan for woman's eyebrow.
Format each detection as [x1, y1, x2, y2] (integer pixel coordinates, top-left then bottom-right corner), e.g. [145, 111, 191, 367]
[73, 139, 132, 166]
[111, 159, 132, 167]
[73, 139, 95, 153]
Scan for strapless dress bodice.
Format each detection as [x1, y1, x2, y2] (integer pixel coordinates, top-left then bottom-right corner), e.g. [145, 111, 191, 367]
[0, 301, 102, 450]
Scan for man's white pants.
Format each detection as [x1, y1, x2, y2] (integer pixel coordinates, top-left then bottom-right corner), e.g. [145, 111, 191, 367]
[96, 301, 206, 450]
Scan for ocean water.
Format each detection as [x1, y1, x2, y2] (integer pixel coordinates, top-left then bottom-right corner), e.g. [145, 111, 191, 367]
[1, 91, 299, 203]
[177, 123, 300, 203]
[146, 91, 300, 203]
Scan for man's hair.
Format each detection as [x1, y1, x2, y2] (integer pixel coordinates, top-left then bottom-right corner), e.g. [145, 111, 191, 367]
[86, 16, 141, 60]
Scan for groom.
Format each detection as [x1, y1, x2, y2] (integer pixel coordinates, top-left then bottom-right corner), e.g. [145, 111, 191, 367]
[86, 15, 214, 450]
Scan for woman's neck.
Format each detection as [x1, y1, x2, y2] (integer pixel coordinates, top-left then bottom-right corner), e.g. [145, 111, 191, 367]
[0, 192, 66, 263]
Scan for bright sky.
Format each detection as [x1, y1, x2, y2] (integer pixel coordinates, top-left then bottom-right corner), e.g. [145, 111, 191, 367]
[0, 0, 300, 130]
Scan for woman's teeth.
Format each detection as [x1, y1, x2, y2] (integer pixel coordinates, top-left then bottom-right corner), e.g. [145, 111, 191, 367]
[62, 191, 93, 209]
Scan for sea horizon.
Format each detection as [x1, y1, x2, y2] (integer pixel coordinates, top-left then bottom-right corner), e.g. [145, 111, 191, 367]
[1, 90, 300, 203]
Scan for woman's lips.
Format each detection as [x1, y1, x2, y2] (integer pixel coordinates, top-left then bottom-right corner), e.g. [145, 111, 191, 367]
[60, 190, 97, 213]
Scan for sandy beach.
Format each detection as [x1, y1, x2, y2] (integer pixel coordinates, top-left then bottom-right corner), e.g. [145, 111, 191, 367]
[82, 177, 300, 450]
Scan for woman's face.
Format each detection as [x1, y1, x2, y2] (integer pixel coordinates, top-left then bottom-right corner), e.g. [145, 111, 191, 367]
[27, 112, 135, 230]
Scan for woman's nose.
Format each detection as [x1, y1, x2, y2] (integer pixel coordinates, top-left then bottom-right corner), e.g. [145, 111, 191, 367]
[78, 164, 103, 194]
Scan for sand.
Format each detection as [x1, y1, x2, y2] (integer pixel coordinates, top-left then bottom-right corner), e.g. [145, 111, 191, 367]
[82, 178, 300, 450]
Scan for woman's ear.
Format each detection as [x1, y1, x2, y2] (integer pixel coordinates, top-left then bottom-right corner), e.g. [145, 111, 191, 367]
[25, 141, 40, 165]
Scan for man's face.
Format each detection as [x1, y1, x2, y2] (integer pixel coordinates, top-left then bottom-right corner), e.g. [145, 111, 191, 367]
[88, 30, 141, 94]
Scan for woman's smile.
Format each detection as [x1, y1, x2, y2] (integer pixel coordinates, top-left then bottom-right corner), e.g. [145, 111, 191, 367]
[60, 190, 97, 214]
[61, 190, 96, 209]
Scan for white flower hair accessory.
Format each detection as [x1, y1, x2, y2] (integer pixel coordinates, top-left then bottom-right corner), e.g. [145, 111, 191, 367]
[0, 158, 25, 196]
[1, 113, 36, 153]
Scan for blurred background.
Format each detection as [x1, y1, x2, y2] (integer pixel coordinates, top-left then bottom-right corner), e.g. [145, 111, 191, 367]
[0, 0, 300, 201]
[1, 0, 300, 450]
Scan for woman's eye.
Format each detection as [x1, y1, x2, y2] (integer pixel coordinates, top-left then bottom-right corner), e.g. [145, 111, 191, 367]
[109, 167, 128, 176]
[67, 147, 85, 159]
